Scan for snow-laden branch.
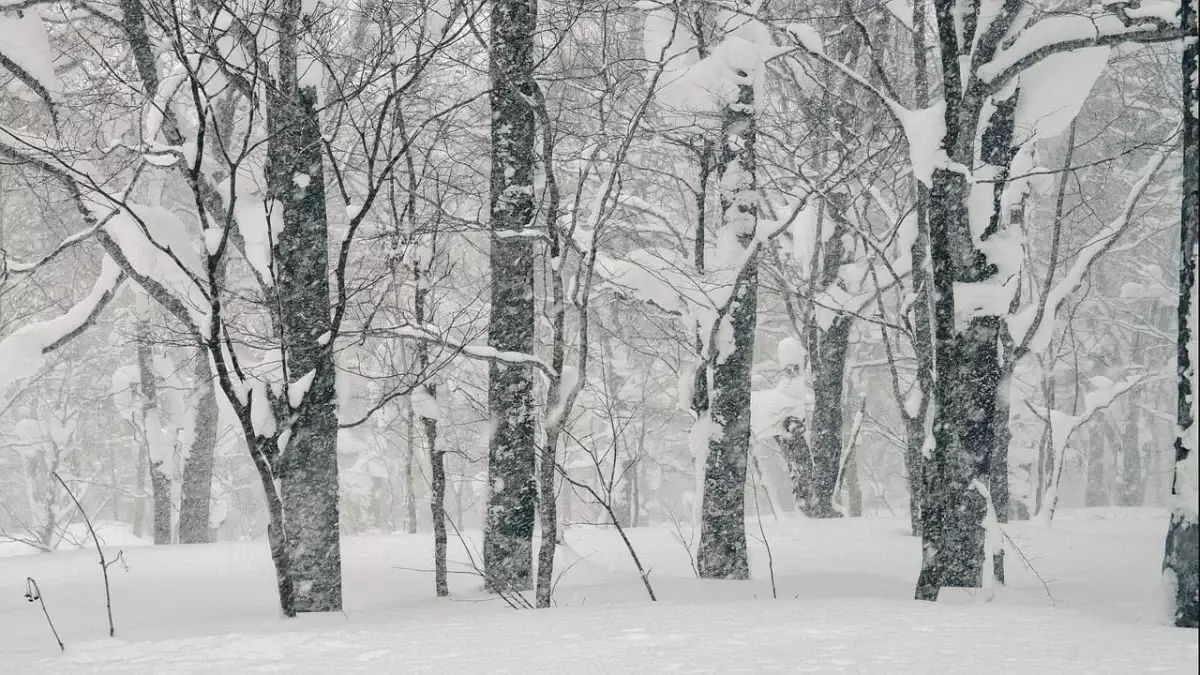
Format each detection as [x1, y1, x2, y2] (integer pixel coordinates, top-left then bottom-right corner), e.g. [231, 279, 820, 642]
[2, 218, 108, 277]
[0, 257, 125, 392]
[978, 2, 1188, 87]
[363, 323, 555, 379]
[1032, 375, 1145, 525]
[1008, 132, 1177, 359]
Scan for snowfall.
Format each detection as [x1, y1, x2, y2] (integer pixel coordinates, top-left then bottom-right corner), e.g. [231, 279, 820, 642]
[0, 509, 1194, 673]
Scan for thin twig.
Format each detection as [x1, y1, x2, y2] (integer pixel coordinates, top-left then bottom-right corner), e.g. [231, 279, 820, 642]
[52, 472, 115, 636]
[750, 479, 777, 599]
[24, 578, 64, 653]
[999, 530, 1057, 607]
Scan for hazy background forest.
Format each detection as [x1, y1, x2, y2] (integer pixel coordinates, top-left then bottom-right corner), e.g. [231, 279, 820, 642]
[0, 0, 1196, 670]
[0, 0, 1183, 548]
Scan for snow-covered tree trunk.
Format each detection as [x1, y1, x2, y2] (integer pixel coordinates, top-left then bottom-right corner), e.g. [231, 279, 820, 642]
[916, 3, 1023, 598]
[178, 350, 216, 544]
[697, 81, 758, 581]
[484, 0, 539, 593]
[1163, 0, 1199, 628]
[265, 0, 342, 613]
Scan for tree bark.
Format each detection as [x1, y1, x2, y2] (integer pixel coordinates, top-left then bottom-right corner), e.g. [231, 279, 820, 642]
[916, 1, 1023, 599]
[1162, 0, 1199, 628]
[484, 0, 539, 594]
[266, 0, 342, 612]
[136, 320, 172, 545]
[179, 351, 217, 544]
[806, 316, 851, 517]
[403, 402, 418, 534]
[697, 82, 757, 581]
[415, 260, 447, 596]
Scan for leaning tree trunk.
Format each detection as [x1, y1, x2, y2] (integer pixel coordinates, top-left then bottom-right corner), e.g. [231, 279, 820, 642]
[266, 2, 342, 613]
[483, 0, 539, 594]
[1162, 0, 1198, 628]
[178, 350, 217, 544]
[696, 82, 757, 581]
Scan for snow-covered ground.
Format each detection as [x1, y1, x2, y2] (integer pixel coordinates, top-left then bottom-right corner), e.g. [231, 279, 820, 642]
[0, 509, 1194, 673]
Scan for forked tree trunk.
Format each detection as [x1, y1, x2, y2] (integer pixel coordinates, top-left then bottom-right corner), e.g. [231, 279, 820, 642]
[916, 1, 1024, 600]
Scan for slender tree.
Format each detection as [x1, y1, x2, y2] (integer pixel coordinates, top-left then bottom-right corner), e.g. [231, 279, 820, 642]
[1162, 0, 1199, 629]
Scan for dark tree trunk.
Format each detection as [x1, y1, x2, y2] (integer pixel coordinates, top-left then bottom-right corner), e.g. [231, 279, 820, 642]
[266, 2, 342, 612]
[697, 82, 757, 581]
[424, 414, 447, 596]
[806, 316, 851, 518]
[904, 416, 927, 535]
[916, 0, 1024, 600]
[779, 417, 813, 511]
[1162, 0, 1198, 629]
[991, 346, 1013, 583]
[484, 0, 539, 594]
[179, 351, 217, 544]
[904, 181, 935, 538]
[901, 0, 934, 541]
